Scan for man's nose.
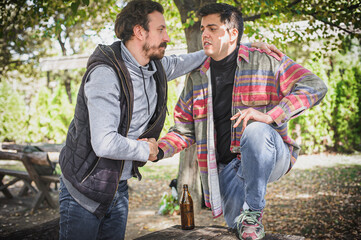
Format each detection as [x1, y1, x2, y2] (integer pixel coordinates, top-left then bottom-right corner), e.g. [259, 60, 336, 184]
[202, 29, 209, 38]
[164, 31, 170, 42]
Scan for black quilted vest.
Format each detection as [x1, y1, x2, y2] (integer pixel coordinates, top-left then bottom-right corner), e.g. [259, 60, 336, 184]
[59, 41, 168, 218]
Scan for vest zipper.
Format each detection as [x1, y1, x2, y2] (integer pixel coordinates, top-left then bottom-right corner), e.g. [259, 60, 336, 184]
[81, 157, 100, 184]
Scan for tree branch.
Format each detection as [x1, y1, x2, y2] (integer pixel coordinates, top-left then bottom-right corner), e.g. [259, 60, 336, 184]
[243, 0, 302, 22]
[242, 0, 360, 36]
[299, 2, 361, 35]
[308, 12, 357, 35]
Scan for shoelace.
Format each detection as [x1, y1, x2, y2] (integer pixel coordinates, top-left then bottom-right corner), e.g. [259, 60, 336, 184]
[236, 209, 262, 229]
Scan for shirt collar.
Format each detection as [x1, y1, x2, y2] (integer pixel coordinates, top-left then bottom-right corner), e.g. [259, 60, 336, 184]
[200, 45, 250, 75]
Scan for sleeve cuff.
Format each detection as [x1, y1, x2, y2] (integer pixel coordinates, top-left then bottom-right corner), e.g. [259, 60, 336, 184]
[152, 148, 164, 163]
[137, 140, 150, 162]
[267, 105, 288, 127]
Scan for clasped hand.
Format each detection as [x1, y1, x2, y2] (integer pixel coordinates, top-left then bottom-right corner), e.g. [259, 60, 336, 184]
[138, 138, 158, 161]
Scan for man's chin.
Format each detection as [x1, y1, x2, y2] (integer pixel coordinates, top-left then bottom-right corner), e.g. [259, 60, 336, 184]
[150, 51, 165, 60]
[203, 49, 213, 57]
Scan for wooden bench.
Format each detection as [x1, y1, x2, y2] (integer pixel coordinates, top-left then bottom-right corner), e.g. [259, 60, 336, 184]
[0, 143, 62, 210]
[0, 168, 36, 198]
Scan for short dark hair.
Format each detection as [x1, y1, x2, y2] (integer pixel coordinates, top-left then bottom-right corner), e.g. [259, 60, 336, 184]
[115, 0, 164, 43]
[197, 3, 244, 43]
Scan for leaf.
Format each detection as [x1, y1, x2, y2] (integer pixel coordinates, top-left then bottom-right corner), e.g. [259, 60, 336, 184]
[82, 0, 89, 6]
[71, 1, 80, 14]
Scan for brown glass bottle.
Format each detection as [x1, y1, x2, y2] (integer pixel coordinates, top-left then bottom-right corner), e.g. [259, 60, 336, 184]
[180, 184, 195, 230]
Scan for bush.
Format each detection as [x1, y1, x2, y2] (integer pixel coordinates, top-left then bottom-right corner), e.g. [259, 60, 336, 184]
[289, 53, 361, 154]
[0, 81, 28, 142]
[158, 191, 179, 215]
[27, 85, 75, 143]
[160, 79, 179, 138]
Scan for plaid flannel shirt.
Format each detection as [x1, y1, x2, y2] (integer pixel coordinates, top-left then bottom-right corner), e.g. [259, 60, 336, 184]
[158, 45, 328, 217]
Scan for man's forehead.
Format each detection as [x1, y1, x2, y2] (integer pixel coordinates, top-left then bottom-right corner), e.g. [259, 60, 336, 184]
[148, 11, 166, 27]
[201, 14, 223, 26]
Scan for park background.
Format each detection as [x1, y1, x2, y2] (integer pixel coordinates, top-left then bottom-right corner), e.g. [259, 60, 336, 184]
[0, 0, 360, 239]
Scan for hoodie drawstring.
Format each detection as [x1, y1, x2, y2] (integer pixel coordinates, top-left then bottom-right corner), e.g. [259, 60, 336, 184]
[139, 67, 150, 115]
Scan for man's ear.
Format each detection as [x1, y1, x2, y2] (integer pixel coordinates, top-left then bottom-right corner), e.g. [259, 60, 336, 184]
[230, 28, 239, 43]
[133, 25, 146, 41]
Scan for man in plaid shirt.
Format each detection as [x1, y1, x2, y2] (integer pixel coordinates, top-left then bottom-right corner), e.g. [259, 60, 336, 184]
[156, 3, 327, 240]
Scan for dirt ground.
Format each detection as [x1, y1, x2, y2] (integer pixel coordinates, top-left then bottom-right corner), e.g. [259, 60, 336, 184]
[0, 177, 226, 240]
[0, 153, 360, 239]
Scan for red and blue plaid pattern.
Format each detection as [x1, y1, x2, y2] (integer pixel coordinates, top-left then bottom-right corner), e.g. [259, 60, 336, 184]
[159, 45, 327, 216]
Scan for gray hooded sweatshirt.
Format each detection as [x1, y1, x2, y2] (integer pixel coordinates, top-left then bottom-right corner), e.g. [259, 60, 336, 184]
[62, 42, 207, 213]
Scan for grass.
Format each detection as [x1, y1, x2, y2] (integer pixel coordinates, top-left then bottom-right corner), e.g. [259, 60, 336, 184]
[138, 164, 178, 180]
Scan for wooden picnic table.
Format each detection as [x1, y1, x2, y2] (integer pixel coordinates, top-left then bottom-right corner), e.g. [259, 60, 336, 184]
[0, 143, 63, 210]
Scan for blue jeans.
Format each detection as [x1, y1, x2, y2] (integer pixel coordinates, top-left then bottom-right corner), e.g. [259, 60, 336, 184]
[218, 122, 290, 228]
[59, 179, 129, 240]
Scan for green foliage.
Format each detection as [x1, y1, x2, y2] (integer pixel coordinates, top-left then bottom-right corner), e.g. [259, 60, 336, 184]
[155, 0, 185, 46]
[218, 0, 361, 53]
[288, 51, 361, 154]
[327, 54, 361, 152]
[158, 191, 180, 215]
[0, 82, 28, 142]
[160, 79, 179, 138]
[27, 85, 76, 143]
[1, 0, 119, 76]
[139, 165, 178, 180]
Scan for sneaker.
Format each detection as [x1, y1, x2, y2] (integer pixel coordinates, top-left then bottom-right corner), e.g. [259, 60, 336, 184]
[235, 209, 265, 240]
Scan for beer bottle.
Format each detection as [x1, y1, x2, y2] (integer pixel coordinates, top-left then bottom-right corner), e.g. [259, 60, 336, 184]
[180, 184, 195, 230]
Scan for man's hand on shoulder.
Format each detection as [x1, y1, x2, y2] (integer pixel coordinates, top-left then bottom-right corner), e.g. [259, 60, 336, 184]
[251, 42, 283, 58]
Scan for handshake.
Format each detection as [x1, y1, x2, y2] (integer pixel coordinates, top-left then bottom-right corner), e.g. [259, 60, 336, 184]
[138, 138, 159, 161]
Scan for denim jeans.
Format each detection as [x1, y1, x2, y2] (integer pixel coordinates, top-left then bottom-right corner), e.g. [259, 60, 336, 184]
[218, 122, 290, 228]
[59, 178, 129, 240]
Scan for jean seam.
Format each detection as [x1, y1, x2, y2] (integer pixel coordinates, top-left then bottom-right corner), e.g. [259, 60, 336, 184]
[64, 194, 70, 240]
[266, 130, 277, 184]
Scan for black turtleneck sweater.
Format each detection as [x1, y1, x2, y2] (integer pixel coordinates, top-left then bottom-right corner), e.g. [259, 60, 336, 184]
[210, 46, 239, 164]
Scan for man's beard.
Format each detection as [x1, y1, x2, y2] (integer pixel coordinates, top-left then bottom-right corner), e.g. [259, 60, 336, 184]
[143, 42, 167, 60]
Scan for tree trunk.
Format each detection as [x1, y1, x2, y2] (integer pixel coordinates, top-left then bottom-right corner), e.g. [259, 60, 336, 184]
[174, 0, 217, 52]
[2, 217, 59, 240]
[64, 70, 72, 104]
[177, 144, 202, 213]
[58, 34, 72, 103]
[173, 0, 217, 211]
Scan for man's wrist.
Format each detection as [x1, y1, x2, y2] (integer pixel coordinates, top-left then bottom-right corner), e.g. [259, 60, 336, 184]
[153, 147, 164, 163]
